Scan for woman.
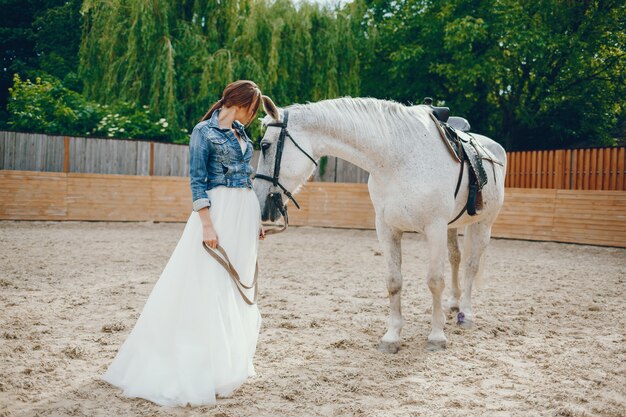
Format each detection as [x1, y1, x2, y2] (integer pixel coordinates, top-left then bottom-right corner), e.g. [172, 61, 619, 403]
[101, 80, 267, 407]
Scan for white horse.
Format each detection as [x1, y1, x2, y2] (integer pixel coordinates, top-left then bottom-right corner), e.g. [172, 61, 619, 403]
[253, 96, 507, 352]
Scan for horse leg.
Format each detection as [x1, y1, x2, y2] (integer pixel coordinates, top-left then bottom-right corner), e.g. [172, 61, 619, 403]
[445, 228, 462, 312]
[457, 221, 491, 328]
[424, 220, 448, 351]
[375, 215, 404, 354]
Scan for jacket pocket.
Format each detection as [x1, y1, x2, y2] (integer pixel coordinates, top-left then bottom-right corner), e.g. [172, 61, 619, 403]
[207, 134, 227, 145]
[207, 134, 229, 160]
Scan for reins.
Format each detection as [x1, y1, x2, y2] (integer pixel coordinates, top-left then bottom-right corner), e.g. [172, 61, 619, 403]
[202, 241, 258, 305]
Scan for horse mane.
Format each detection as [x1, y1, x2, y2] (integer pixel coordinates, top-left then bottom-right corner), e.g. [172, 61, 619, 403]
[261, 96, 430, 146]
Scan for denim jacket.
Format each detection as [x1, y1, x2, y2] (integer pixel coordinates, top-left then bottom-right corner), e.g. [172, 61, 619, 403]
[189, 107, 255, 211]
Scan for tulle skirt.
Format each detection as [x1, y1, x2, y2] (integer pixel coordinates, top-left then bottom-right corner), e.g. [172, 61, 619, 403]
[101, 185, 262, 407]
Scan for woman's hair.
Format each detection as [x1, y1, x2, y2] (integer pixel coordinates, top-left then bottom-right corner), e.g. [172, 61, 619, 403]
[200, 80, 262, 124]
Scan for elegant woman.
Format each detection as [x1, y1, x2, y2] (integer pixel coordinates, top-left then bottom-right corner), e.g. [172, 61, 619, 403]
[101, 80, 267, 407]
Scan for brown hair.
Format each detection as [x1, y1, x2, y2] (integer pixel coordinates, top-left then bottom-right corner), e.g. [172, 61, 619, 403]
[200, 80, 262, 125]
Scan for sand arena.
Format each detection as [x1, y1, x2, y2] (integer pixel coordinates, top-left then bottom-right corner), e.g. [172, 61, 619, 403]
[0, 220, 624, 416]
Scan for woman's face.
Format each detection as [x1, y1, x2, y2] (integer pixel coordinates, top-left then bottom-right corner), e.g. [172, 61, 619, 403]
[234, 103, 257, 126]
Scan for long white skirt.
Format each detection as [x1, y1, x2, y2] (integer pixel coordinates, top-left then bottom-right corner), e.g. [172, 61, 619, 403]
[101, 186, 262, 407]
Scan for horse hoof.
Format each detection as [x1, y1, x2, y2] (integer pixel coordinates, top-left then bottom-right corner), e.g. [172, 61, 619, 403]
[456, 312, 474, 328]
[426, 340, 447, 351]
[378, 340, 400, 354]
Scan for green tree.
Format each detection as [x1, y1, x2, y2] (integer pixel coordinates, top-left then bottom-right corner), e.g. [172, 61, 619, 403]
[0, 0, 83, 125]
[78, 0, 361, 144]
[356, 0, 626, 150]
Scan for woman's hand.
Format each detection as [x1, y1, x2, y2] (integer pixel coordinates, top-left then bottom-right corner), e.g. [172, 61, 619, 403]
[203, 225, 219, 249]
[259, 224, 266, 240]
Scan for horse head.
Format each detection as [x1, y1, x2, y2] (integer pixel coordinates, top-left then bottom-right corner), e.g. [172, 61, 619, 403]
[253, 96, 319, 223]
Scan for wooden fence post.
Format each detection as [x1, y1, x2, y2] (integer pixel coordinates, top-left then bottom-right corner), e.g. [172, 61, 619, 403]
[149, 142, 154, 176]
[63, 136, 70, 173]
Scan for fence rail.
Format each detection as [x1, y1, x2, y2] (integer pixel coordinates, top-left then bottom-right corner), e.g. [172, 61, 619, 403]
[2, 131, 625, 189]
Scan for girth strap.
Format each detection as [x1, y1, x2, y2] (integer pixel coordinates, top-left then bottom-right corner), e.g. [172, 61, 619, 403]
[448, 158, 467, 226]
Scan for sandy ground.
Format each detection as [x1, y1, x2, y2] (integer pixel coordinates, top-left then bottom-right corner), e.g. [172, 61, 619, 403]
[0, 219, 624, 417]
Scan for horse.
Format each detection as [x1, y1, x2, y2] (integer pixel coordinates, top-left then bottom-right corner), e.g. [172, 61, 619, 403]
[253, 96, 507, 352]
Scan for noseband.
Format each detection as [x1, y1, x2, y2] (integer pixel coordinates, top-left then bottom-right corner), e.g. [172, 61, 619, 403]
[254, 109, 318, 233]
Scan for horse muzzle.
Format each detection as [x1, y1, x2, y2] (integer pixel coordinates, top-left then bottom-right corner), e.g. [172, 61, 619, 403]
[262, 192, 286, 222]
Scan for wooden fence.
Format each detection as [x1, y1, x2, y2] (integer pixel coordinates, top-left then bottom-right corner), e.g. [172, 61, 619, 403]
[0, 131, 366, 182]
[505, 147, 626, 190]
[2, 131, 625, 189]
[0, 130, 181, 176]
[1, 170, 625, 247]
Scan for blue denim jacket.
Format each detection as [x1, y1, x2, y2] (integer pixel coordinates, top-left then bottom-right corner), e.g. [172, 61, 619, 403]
[189, 107, 254, 211]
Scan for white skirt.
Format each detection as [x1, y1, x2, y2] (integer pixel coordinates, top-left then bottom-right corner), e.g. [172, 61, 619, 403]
[101, 186, 262, 407]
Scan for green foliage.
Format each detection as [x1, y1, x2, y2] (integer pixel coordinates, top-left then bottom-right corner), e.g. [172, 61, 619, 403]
[6, 73, 187, 142]
[78, 0, 361, 146]
[32, 0, 83, 88]
[356, 0, 626, 150]
[0, 0, 84, 120]
[318, 155, 328, 178]
[7, 73, 97, 135]
[90, 102, 189, 143]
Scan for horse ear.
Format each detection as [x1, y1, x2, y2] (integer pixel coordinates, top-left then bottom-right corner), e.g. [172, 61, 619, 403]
[261, 95, 280, 121]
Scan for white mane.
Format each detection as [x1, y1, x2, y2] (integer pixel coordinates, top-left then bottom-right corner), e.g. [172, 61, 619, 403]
[261, 96, 431, 149]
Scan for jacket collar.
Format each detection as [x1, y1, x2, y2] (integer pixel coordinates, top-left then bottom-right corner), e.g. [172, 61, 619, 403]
[209, 107, 247, 137]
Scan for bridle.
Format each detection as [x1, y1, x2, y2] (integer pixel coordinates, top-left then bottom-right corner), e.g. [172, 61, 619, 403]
[254, 109, 318, 234]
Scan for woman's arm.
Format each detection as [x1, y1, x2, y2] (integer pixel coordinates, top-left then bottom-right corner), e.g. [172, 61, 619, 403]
[189, 125, 214, 229]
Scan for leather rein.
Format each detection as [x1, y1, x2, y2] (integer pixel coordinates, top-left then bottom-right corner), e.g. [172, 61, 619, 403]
[202, 241, 258, 305]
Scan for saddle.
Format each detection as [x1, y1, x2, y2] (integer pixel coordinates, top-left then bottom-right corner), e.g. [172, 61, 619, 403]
[422, 97, 499, 218]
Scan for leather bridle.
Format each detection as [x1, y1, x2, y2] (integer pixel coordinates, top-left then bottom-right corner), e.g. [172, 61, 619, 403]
[254, 109, 318, 234]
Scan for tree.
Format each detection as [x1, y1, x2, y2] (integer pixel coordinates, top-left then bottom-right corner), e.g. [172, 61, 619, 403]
[355, 0, 626, 150]
[0, 0, 83, 126]
[78, 0, 361, 142]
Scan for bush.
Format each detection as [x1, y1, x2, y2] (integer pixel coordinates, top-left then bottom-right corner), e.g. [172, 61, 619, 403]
[6, 73, 188, 143]
[7, 73, 98, 136]
[90, 101, 188, 143]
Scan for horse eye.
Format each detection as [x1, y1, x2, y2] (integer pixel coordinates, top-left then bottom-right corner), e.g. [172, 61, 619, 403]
[261, 142, 271, 152]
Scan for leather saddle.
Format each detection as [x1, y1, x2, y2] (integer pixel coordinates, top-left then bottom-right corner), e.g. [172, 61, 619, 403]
[422, 97, 472, 133]
[422, 97, 493, 216]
